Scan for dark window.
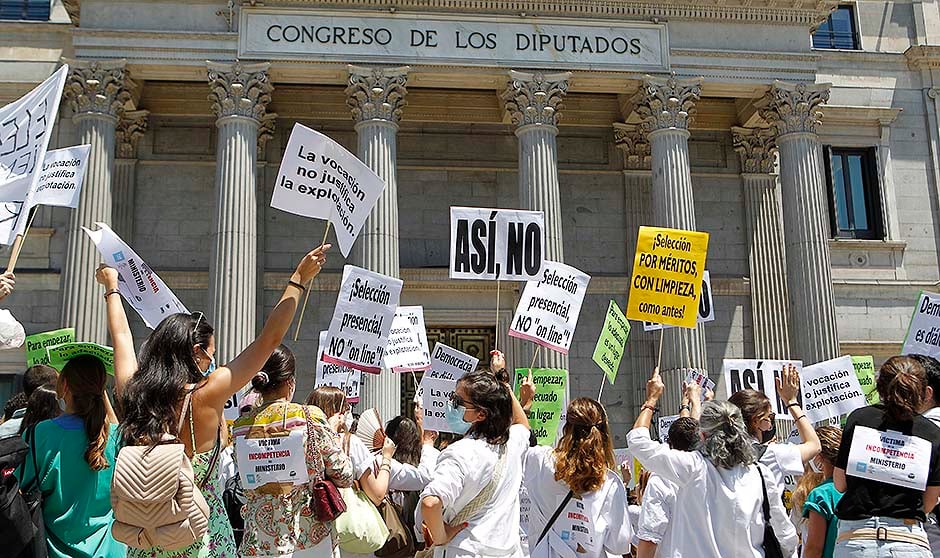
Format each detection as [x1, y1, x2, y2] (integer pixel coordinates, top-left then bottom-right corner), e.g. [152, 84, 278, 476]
[0, 0, 50, 21]
[824, 147, 883, 240]
[812, 5, 860, 50]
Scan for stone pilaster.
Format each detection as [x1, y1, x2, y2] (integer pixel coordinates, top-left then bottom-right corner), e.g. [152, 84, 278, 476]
[113, 109, 149, 242]
[732, 126, 791, 359]
[60, 59, 133, 343]
[758, 81, 839, 366]
[346, 65, 408, 418]
[207, 61, 273, 364]
[502, 70, 571, 372]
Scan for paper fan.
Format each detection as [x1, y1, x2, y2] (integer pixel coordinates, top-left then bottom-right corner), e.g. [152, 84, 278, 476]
[356, 408, 387, 453]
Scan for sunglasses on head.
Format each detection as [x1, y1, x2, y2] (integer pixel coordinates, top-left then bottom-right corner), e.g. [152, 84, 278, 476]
[191, 311, 205, 335]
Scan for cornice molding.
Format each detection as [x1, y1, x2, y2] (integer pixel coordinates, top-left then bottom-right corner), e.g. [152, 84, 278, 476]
[905, 45, 940, 70]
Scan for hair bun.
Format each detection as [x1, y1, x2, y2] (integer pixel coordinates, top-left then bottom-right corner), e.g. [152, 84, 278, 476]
[251, 371, 270, 390]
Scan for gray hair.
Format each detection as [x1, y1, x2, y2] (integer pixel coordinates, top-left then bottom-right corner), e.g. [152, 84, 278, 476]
[699, 400, 756, 469]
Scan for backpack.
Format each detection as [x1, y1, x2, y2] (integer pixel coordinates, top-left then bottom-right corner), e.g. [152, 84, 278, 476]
[1, 429, 47, 558]
[110, 392, 216, 551]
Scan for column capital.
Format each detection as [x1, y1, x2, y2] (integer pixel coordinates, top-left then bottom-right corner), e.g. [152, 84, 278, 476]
[257, 114, 277, 159]
[633, 74, 702, 133]
[63, 58, 134, 120]
[757, 81, 831, 136]
[732, 126, 778, 175]
[206, 60, 274, 122]
[501, 70, 571, 128]
[345, 65, 410, 124]
[116, 109, 150, 159]
[613, 123, 651, 171]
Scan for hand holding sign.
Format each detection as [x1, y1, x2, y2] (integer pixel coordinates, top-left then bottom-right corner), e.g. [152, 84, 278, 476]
[647, 366, 665, 403]
[296, 244, 330, 284]
[519, 368, 535, 410]
[0, 271, 13, 300]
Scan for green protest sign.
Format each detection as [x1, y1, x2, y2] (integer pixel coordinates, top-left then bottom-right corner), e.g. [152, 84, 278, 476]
[46, 342, 114, 376]
[852, 355, 879, 405]
[593, 301, 630, 384]
[25, 328, 75, 366]
[514, 367, 567, 446]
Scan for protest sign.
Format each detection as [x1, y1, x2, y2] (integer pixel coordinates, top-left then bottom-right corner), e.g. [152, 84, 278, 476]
[509, 261, 590, 355]
[643, 271, 714, 331]
[722, 359, 803, 418]
[800, 356, 866, 423]
[514, 368, 567, 445]
[322, 265, 402, 374]
[383, 305, 431, 373]
[83, 223, 189, 328]
[25, 327, 74, 366]
[657, 414, 680, 443]
[852, 356, 879, 405]
[449, 207, 545, 281]
[46, 342, 114, 375]
[419, 343, 478, 434]
[902, 291, 940, 359]
[627, 226, 709, 328]
[425, 343, 478, 381]
[236, 429, 309, 490]
[0, 202, 24, 247]
[223, 390, 245, 422]
[271, 123, 386, 258]
[30, 145, 90, 209]
[592, 300, 630, 385]
[316, 331, 362, 403]
[685, 369, 716, 400]
[846, 425, 931, 490]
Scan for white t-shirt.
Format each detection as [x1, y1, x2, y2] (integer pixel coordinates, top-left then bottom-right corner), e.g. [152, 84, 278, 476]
[756, 440, 804, 490]
[420, 424, 530, 558]
[637, 473, 677, 553]
[347, 434, 375, 481]
[522, 445, 632, 558]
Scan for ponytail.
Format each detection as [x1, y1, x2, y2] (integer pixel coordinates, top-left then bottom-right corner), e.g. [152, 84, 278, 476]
[553, 398, 615, 495]
[877, 356, 927, 422]
[60, 355, 111, 471]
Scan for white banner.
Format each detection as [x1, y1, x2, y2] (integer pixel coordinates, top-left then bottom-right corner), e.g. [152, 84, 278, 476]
[722, 359, 804, 419]
[383, 305, 431, 373]
[800, 356, 867, 423]
[0, 202, 24, 246]
[271, 123, 386, 258]
[449, 206, 545, 281]
[508, 260, 590, 355]
[316, 331, 362, 403]
[30, 145, 90, 209]
[425, 342, 479, 381]
[322, 265, 402, 374]
[902, 291, 940, 359]
[846, 425, 931, 491]
[657, 414, 680, 443]
[83, 222, 189, 328]
[643, 270, 714, 332]
[419, 343, 478, 434]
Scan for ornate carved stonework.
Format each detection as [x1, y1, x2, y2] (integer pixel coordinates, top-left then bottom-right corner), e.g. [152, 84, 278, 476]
[257, 113, 277, 158]
[757, 81, 831, 136]
[116, 110, 150, 159]
[63, 59, 134, 119]
[613, 123, 651, 171]
[345, 65, 409, 123]
[206, 61, 273, 122]
[633, 74, 702, 133]
[501, 70, 571, 128]
[62, 0, 79, 25]
[731, 126, 777, 174]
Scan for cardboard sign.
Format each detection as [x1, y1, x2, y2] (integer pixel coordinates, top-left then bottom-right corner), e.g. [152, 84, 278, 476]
[852, 356, 879, 405]
[223, 390, 245, 422]
[316, 331, 362, 403]
[236, 429, 310, 489]
[556, 496, 597, 554]
[509, 261, 590, 355]
[846, 425, 931, 491]
[25, 328, 75, 367]
[722, 359, 803, 419]
[418, 343, 478, 435]
[902, 292, 940, 359]
[46, 342, 114, 375]
[449, 206, 545, 281]
[271, 123, 386, 258]
[592, 300, 630, 385]
[514, 368, 567, 446]
[643, 271, 714, 331]
[657, 414, 680, 444]
[322, 265, 402, 374]
[383, 305, 431, 373]
[801, 356, 867, 423]
[83, 223, 189, 328]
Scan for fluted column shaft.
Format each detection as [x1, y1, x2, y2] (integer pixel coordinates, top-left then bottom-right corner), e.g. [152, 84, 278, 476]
[113, 110, 148, 241]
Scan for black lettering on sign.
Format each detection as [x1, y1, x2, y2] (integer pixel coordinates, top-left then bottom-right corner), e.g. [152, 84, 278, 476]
[698, 278, 711, 319]
[454, 219, 470, 273]
[506, 222, 524, 276]
[470, 219, 487, 274]
[524, 223, 541, 276]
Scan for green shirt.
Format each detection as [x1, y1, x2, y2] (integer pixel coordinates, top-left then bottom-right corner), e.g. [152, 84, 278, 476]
[802, 477, 843, 558]
[19, 414, 126, 558]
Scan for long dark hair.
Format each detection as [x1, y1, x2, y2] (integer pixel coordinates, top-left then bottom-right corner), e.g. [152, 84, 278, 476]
[386, 416, 421, 466]
[458, 370, 512, 445]
[19, 384, 59, 435]
[877, 356, 927, 421]
[729, 389, 772, 438]
[121, 312, 213, 446]
[59, 355, 111, 470]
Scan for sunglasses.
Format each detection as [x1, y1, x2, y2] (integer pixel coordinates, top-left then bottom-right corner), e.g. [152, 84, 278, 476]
[449, 391, 476, 409]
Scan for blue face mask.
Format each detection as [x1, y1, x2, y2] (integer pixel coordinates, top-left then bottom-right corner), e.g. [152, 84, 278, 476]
[445, 400, 471, 435]
[57, 397, 67, 413]
[198, 347, 216, 376]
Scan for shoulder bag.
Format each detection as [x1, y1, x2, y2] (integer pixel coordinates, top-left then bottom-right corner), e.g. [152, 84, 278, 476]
[757, 466, 785, 558]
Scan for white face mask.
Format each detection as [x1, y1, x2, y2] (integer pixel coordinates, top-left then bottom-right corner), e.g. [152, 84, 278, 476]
[808, 457, 823, 474]
[343, 410, 354, 431]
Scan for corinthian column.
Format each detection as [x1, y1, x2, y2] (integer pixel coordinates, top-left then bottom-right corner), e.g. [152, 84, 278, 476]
[207, 61, 273, 364]
[60, 59, 133, 342]
[346, 65, 408, 419]
[502, 70, 571, 371]
[758, 82, 839, 365]
[633, 75, 708, 403]
[113, 109, 149, 241]
[732, 127, 791, 359]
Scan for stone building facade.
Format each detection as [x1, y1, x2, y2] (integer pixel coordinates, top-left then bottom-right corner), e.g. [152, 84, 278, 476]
[2, 0, 940, 443]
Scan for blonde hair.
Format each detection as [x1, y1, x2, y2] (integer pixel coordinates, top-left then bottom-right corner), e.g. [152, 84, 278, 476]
[553, 398, 615, 495]
[791, 425, 842, 517]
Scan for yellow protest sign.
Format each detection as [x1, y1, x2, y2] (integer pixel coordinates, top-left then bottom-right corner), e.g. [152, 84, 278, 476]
[627, 226, 709, 328]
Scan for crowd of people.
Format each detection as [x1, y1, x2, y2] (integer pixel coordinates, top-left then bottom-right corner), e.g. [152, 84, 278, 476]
[2, 248, 940, 558]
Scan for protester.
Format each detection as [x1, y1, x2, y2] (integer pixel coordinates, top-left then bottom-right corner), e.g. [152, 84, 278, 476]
[834, 356, 940, 557]
[385, 413, 438, 540]
[522, 395, 632, 558]
[0, 270, 15, 300]
[18, 383, 60, 435]
[2, 391, 27, 425]
[911, 354, 940, 556]
[789, 426, 842, 558]
[19, 354, 124, 558]
[628, 367, 798, 558]
[419, 350, 532, 557]
[100, 244, 330, 558]
[307, 385, 352, 433]
[233, 344, 354, 557]
[0, 364, 58, 437]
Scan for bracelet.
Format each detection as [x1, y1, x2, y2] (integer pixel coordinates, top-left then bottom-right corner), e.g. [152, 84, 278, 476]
[795, 414, 808, 422]
[786, 402, 801, 409]
[287, 280, 307, 292]
[103, 289, 120, 300]
[641, 404, 658, 414]
[679, 404, 692, 412]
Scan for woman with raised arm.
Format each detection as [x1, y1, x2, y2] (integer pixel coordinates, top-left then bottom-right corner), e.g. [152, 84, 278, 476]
[96, 244, 329, 558]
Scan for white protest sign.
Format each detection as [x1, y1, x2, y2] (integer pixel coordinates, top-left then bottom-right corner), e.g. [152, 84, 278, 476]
[685, 369, 716, 402]
[316, 331, 362, 403]
[322, 265, 402, 374]
[902, 292, 940, 359]
[556, 496, 597, 554]
[223, 390, 244, 422]
[657, 414, 680, 443]
[383, 305, 431, 373]
[271, 123, 386, 257]
[420, 343, 478, 434]
[449, 206, 545, 281]
[722, 359, 803, 419]
[83, 222, 189, 328]
[30, 145, 90, 209]
[800, 356, 867, 423]
[235, 429, 310, 489]
[508, 260, 590, 355]
[0, 202, 24, 246]
[846, 425, 931, 491]
[425, 343, 478, 381]
[643, 270, 714, 331]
